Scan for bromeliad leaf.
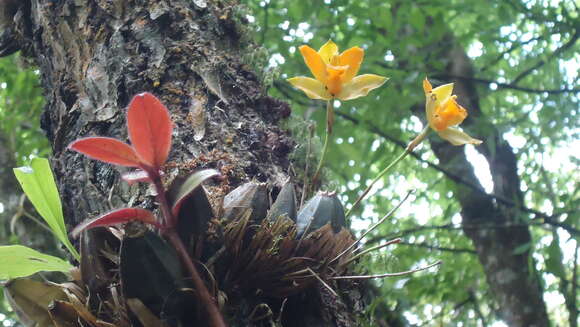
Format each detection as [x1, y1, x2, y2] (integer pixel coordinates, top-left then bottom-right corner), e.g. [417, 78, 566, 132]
[167, 169, 220, 216]
[13, 158, 80, 260]
[0, 245, 74, 279]
[127, 93, 173, 169]
[266, 181, 297, 222]
[68, 137, 142, 167]
[71, 208, 160, 238]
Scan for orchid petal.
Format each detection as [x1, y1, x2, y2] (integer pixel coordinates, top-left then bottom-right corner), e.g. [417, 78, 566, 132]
[425, 101, 436, 129]
[432, 83, 454, 107]
[337, 74, 388, 101]
[339, 47, 364, 83]
[287, 77, 332, 100]
[437, 128, 482, 146]
[318, 40, 339, 64]
[423, 78, 433, 93]
[299, 45, 327, 83]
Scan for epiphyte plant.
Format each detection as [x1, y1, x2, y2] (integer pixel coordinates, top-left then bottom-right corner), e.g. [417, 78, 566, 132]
[68, 92, 227, 327]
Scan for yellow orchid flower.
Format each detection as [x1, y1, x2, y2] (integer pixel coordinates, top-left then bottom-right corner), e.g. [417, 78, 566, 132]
[423, 78, 482, 146]
[288, 40, 388, 101]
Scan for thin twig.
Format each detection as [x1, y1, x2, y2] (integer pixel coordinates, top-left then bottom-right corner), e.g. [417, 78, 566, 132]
[306, 267, 338, 297]
[397, 241, 476, 254]
[331, 261, 441, 280]
[342, 238, 402, 266]
[330, 190, 414, 264]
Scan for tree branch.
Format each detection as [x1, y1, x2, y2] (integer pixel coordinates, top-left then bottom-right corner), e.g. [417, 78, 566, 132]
[432, 73, 580, 94]
[510, 29, 579, 85]
[397, 241, 476, 254]
[376, 63, 580, 94]
[481, 36, 542, 72]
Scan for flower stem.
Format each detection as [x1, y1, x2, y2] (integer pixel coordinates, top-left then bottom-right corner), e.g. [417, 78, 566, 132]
[312, 100, 334, 184]
[149, 170, 227, 327]
[345, 127, 430, 218]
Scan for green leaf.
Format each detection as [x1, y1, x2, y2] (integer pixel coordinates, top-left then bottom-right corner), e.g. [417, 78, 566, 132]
[512, 242, 531, 255]
[545, 238, 566, 279]
[13, 157, 80, 260]
[0, 245, 73, 279]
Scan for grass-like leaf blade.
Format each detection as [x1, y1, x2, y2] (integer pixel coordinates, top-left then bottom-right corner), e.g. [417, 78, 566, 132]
[0, 245, 73, 279]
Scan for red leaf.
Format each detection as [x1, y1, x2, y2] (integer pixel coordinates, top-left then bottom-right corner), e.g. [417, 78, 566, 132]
[70, 208, 160, 238]
[127, 93, 173, 169]
[68, 137, 142, 167]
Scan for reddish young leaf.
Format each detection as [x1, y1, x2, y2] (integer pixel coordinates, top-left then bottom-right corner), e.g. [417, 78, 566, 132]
[69, 137, 142, 167]
[127, 93, 173, 169]
[71, 208, 160, 238]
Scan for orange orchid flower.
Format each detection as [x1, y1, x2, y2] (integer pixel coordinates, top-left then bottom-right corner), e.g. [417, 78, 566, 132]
[423, 78, 482, 146]
[288, 40, 388, 101]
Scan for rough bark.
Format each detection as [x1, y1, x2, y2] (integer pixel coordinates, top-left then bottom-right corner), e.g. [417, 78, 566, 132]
[6, 0, 361, 325]
[24, 0, 293, 227]
[428, 45, 550, 327]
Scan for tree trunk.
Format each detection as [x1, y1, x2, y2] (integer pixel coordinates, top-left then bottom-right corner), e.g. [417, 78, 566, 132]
[23, 0, 293, 227]
[428, 45, 550, 327]
[6, 0, 361, 326]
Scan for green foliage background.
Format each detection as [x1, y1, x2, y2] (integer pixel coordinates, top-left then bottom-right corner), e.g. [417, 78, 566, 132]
[0, 56, 48, 164]
[244, 0, 578, 326]
[0, 0, 578, 326]
[0, 55, 49, 323]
